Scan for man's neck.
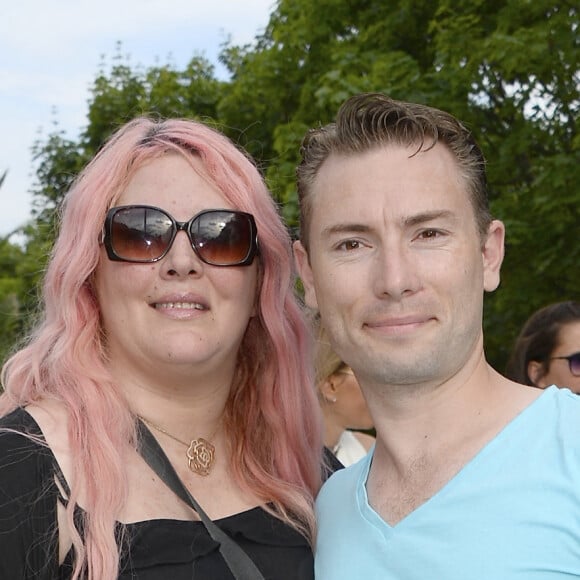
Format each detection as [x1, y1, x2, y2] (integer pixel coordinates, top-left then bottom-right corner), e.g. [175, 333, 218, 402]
[363, 364, 540, 525]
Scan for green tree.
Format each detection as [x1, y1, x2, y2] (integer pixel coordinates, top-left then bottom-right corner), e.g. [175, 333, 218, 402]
[221, 0, 579, 368]
[32, 44, 226, 231]
[85, 44, 225, 152]
[4, 0, 579, 372]
[0, 235, 29, 366]
[0, 47, 226, 365]
[0, 170, 29, 366]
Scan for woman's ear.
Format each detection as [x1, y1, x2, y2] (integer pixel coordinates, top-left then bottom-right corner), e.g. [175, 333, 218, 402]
[527, 360, 547, 388]
[319, 377, 338, 403]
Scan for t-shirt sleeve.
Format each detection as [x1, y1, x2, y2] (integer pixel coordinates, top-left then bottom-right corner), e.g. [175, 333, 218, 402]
[0, 409, 60, 579]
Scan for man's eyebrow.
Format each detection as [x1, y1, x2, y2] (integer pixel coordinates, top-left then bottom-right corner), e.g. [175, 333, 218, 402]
[321, 211, 457, 234]
[403, 210, 457, 227]
[321, 223, 371, 238]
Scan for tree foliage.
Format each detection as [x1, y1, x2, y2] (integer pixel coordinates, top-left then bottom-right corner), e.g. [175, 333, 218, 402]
[0, 236, 26, 361]
[1, 0, 578, 371]
[222, 0, 580, 368]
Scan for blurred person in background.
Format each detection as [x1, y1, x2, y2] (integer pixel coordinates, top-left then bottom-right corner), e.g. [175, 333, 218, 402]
[314, 318, 375, 466]
[505, 300, 580, 393]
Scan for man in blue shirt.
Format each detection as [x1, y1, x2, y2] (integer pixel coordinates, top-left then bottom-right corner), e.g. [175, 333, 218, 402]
[294, 93, 580, 578]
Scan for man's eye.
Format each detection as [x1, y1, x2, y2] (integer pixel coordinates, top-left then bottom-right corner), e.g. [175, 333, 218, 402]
[338, 240, 360, 251]
[419, 229, 441, 239]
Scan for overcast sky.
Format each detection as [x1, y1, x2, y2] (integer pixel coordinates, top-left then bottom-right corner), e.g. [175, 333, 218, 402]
[0, 0, 274, 236]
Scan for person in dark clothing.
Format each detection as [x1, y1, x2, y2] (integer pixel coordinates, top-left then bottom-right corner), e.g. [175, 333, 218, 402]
[0, 117, 325, 580]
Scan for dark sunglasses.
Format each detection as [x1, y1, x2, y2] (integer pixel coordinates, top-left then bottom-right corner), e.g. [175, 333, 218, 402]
[102, 205, 258, 266]
[550, 352, 580, 376]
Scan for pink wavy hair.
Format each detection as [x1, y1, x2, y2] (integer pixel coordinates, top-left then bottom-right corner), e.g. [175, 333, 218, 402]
[0, 118, 323, 579]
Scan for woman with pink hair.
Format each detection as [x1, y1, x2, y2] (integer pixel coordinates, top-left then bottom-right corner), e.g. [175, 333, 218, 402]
[0, 117, 325, 579]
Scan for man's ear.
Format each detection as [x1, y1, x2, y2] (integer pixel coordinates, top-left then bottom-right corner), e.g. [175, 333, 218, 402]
[293, 240, 319, 310]
[482, 219, 505, 292]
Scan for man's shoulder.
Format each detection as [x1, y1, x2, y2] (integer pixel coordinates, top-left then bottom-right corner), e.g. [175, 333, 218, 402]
[316, 451, 370, 509]
[517, 387, 580, 463]
[545, 385, 580, 415]
[549, 386, 580, 430]
[553, 386, 580, 404]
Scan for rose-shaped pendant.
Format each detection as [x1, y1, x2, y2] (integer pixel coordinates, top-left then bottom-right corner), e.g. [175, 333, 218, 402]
[186, 438, 216, 476]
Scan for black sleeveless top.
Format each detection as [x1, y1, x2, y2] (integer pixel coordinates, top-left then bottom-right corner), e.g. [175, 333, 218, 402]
[0, 408, 322, 579]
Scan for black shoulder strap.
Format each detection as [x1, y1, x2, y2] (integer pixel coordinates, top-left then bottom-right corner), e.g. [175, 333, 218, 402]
[136, 420, 265, 580]
[322, 446, 344, 480]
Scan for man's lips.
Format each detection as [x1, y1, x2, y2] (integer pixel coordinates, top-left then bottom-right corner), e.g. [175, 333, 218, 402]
[364, 315, 434, 332]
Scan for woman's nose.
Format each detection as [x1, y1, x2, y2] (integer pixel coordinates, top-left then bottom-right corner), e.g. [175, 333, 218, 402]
[160, 230, 204, 277]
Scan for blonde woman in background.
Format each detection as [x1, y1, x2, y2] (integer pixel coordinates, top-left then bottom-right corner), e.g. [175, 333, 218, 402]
[315, 320, 375, 466]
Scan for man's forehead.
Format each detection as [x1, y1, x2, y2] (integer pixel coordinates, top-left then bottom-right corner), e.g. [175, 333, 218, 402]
[310, 143, 464, 203]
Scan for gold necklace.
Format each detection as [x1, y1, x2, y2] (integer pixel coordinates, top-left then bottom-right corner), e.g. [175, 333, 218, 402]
[138, 416, 219, 476]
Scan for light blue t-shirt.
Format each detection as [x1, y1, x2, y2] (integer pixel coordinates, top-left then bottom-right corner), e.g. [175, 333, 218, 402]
[315, 387, 580, 579]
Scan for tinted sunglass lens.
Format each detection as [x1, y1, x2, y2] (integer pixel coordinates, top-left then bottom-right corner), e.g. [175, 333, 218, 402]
[106, 206, 256, 265]
[570, 354, 580, 376]
[112, 207, 173, 261]
[193, 212, 252, 265]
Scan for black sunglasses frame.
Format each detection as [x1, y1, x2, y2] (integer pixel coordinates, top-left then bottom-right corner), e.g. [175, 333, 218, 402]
[550, 352, 580, 376]
[102, 205, 259, 267]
